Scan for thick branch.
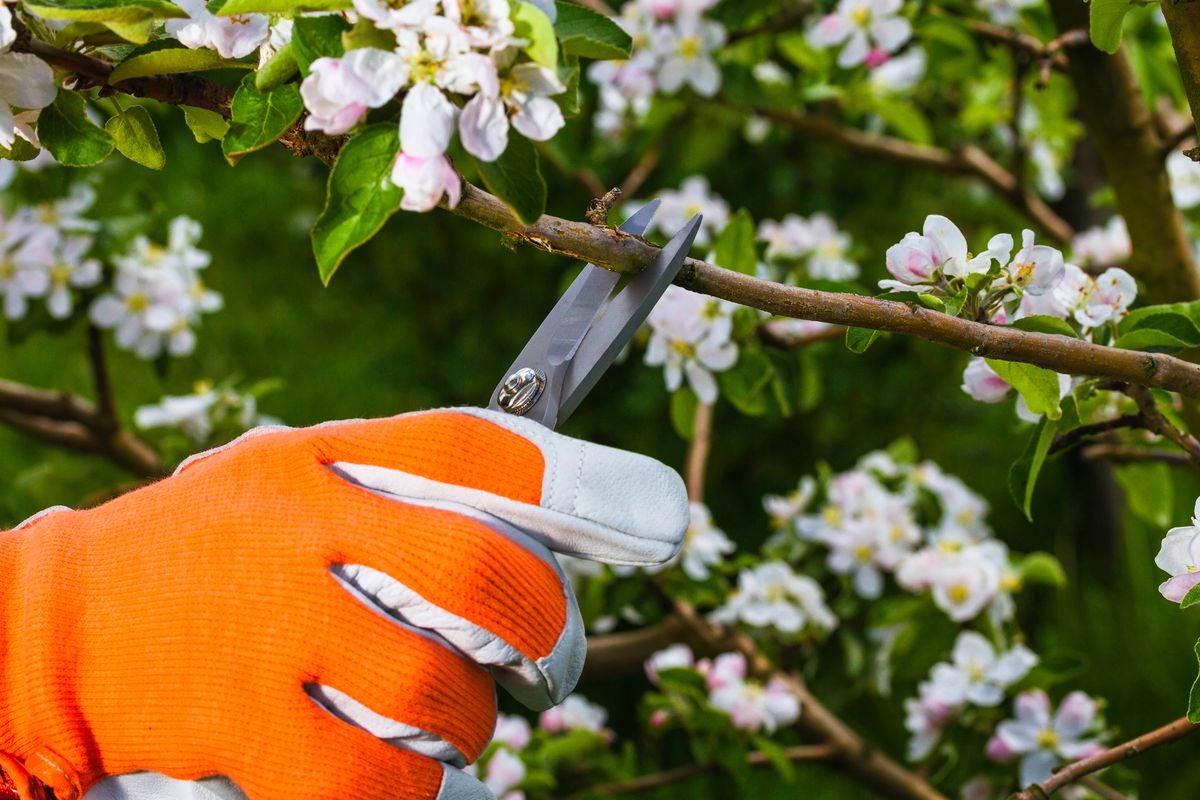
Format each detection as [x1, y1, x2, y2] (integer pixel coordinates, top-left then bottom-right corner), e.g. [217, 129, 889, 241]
[0, 380, 164, 478]
[1049, 0, 1200, 302]
[1012, 716, 1199, 799]
[749, 106, 1075, 243]
[1123, 383, 1200, 465]
[449, 183, 1200, 396]
[685, 403, 713, 502]
[1048, 414, 1145, 455]
[1162, 2, 1200, 158]
[583, 614, 701, 679]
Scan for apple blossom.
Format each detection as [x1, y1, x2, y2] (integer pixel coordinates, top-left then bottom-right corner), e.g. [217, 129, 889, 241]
[988, 690, 1105, 788]
[696, 651, 746, 691]
[763, 476, 816, 532]
[935, 632, 1037, 707]
[708, 675, 801, 733]
[480, 749, 525, 800]
[539, 694, 608, 734]
[1003, 230, 1065, 295]
[444, 0, 516, 49]
[653, 12, 726, 97]
[0, 6, 13, 53]
[881, 214, 1000, 289]
[648, 176, 730, 246]
[711, 561, 838, 635]
[976, 0, 1039, 24]
[0, 223, 51, 320]
[134, 389, 223, 443]
[460, 62, 566, 161]
[757, 214, 812, 262]
[1072, 217, 1130, 267]
[1155, 497, 1200, 602]
[869, 47, 926, 93]
[0, 34, 57, 149]
[961, 358, 1011, 403]
[493, 714, 532, 751]
[391, 152, 462, 212]
[353, 0, 441, 32]
[1168, 150, 1200, 209]
[807, 0, 912, 69]
[671, 502, 734, 579]
[165, 0, 269, 59]
[806, 213, 859, 280]
[644, 285, 738, 404]
[44, 234, 100, 319]
[302, 49, 409, 136]
[1013, 261, 1090, 322]
[1074, 267, 1136, 329]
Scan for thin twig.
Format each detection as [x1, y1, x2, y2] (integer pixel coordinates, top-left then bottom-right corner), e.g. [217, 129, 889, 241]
[586, 187, 623, 226]
[537, 142, 606, 198]
[685, 403, 713, 502]
[1011, 717, 1199, 799]
[726, 2, 813, 44]
[1122, 383, 1200, 465]
[1048, 414, 1145, 455]
[618, 133, 669, 199]
[1079, 443, 1194, 466]
[1076, 776, 1129, 800]
[86, 324, 117, 433]
[585, 745, 836, 796]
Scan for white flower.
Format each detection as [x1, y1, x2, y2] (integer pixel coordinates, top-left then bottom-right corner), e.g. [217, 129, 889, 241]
[0, 50, 57, 149]
[807, 0, 912, 69]
[44, 234, 101, 319]
[987, 690, 1105, 788]
[90, 216, 220, 360]
[1074, 267, 1136, 329]
[165, 0, 269, 59]
[481, 749, 525, 798]
[961, 357, 1011, 403]
[0, 225, 52, 320]
[1071, 217, 1130, 267]
[653, 12, 726, 97]
[763, 476, 815, 531]
[758, 214, 812, 262]
[444, 0, 515, 49]
[1168, 150, 1200, 209]
[1003, 229, 1064, 296]
[904, 680, 956, 760]
[1014, 262, 1090, 322]
[881, 215, 1000, 289]
[931, 632, 1037, 708]
[709, 675, 800, 733]
[673, 502, 734, 579]
[0, 6, 15, 53]
[645, 643, 696, 684]
[493, 714, 532, 751]
[975, 0, 1039, 25]
[711, 561, 838, 634]
[825, 520, 888, 598]
[644, 285, 738, 404]
[460, 62, 565, 161]
[538, 694, 607, 734]
[134, 389, 221, 443]
[353, 0, 441, 31]
[302, 49, 409, 135]
[1155, 497, 1200, 602]
[391, 152, 462, 212]
[649, 176, 730, 246]
[930, 552, 1002, 622]
[806, 213, 859, 280]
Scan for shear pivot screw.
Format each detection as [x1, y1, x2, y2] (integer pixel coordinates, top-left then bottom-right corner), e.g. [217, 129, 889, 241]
[497, 367, 546, 416]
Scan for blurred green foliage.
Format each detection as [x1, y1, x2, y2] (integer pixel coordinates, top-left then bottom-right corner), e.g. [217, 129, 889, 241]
[3, 98, 1200, 797]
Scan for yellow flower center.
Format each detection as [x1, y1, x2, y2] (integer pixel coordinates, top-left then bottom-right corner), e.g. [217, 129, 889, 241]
[50, 264, 72, 285]
[127, 293, 148, 312]
[679, 35, 701, 59]
[1036, 729, 1059, 750]
[822, 506, 842, 526]
[948, 583, 969, 603]
[851, 7, 871, 26]
[854, 544, 873, 562]
[0, 261, 13, 280]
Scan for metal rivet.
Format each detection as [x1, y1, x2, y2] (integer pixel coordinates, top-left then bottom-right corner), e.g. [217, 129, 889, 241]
[497, 367, 546, 416]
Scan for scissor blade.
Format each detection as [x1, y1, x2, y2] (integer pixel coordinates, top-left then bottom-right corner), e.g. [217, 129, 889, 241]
[554, 213, 703, 424]
[488, 200, 661, 425]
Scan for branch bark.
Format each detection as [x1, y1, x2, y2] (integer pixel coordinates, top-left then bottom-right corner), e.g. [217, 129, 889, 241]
[584, 744, 836, 796]
[1049, 0, 1200, 302]
[1011, 716, 1199, 799]
[1162, 1, 1200, 157]
[448, 182, 1200, 396]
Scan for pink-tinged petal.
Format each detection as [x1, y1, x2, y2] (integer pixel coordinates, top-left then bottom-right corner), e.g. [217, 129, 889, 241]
[869, 16, 911, 52]
[808, 13, 853, 46]
[837, 30, 871, 67]
[1018, 750, 1058, 789]
[985, 733, 1016, 762]
[962, 357, 1011, 403]
[686, 360, 719, 404]
[1160, 572, 1200, 602]
[1155, 527, 1200, 576]
[0, 53, 57, 110]
[922, 214, 968, 272]
[1058, 739, 1105, 761]
[511, 95, 565, 142]
[1014, 690, 1051, 727]
[1054, 692, 1097, 739]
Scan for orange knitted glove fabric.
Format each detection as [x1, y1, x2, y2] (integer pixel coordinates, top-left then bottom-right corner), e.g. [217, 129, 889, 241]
[0, 409, 688, 800]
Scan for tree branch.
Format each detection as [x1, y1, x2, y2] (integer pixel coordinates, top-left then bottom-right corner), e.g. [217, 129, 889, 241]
[1122, 383, 1200, 465]
[1161, 1, 1200, 159]
[1049, 0, 1199, 302]
[1079, 442, 1194, 466]
[447, 182, 1200, 396]
[0, 379, 164, 478]
[746, 105, 1075, 243]
[583, 744, 836, 796]
[685, 402, 713, 503]
[1011, 716, 1199, 799]
[1048, 414, 1145, 455]
[583, 614, 702, 679]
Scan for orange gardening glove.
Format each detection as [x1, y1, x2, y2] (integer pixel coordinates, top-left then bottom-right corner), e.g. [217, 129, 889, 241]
[0, 408, 688, 800]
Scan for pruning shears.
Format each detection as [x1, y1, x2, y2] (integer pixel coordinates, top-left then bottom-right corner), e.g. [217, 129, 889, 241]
[488, 203, 703, 429]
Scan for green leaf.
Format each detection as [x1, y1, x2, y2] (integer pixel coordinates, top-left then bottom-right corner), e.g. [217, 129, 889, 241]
[513, 2, 559, 68]
[555, 53, 581, 117]
[1090, 0, 1136, 54]
[1008, 315, 1081, 338]
[1189, 638, 1200, 722]
[845, 327, 882, 353]
[1113, 461, 1175, 529]
[23, 0, 184, 22]
[292, 14, 350, 74]
[719, 349, 773, 416]
[870, 96, 932, 145]
[210, 0, 350, 12]
[105, 105, 164, 169]
[1018, 552, 1067, 587]
[103, 17, 154, 42]
[553, 0, 632, 59]
[713, 208, 757, 275]
[312, 123, 405, 284]
[1009, 417, 1059, 521]
[1115, 305, 1200, 351]
[38, 91, 114, 167]
[1181, 584, 1200, 609]
[670, 386, 699, 440]
[751, 736, 797, 783]
[109, 43, 243, 83]
[473, 134, 546, 225]
[256, 42, 299, 91]
[221, 75, 304, 165]
[182, 105, 229, 143]
[986, 359, 1063, 420]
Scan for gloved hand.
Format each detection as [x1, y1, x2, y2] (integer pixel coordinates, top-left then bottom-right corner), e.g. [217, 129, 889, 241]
[0, 408, 688, 800]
